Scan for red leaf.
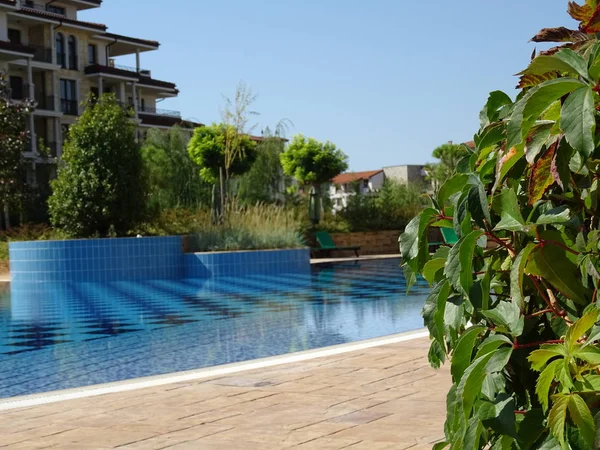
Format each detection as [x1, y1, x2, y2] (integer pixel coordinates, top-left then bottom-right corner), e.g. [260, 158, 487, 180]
[517, 72, 560, 89]
[568, 1, 595, 22]
[582, 5, 600, 32]
[530, 27, 590, 43]
[529, 143, 557, 205]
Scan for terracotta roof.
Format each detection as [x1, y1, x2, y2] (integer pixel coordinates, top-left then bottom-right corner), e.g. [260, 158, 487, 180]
[248, 135, 289, 143]
[102, 32, 159, 48]
[332, 170, 383, 185]
[464, 141, 475, 149]
[15, 6, 107, 30]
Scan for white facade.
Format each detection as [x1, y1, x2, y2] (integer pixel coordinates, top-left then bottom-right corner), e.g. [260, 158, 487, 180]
[329, 171, 385, 212]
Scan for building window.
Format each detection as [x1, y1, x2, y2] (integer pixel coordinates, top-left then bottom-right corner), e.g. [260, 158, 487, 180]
[88, 44, 97, 64]
[140, 98, 146, 112]
[46, 5, 66, 15]
[9, 76, 23, 100]
[60, 79, 77, 115]
[7, 29, 21, 44]
[56, 33, 65, 68]
[61, 124, 70, 145]
[67, 35, 78, 70]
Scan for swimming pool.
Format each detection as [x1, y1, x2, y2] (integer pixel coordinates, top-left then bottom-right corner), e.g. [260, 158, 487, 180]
[0, 258, 430, 398]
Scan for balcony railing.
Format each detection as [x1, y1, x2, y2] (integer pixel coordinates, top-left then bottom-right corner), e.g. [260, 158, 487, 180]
[20, 1, 67, 16]
[138, 105, 181, 117]
[28, 44, 53, 64]
[110, 63, 149, 74]
[60, 99, 78, 116]
[36, 95, 56, 111]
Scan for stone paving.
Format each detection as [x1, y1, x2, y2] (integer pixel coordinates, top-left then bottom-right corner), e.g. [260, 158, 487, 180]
[0, 337, 450, 449]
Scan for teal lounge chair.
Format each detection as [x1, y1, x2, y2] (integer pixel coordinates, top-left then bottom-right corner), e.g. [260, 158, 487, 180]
[312, 231, 360, 258]
[429, 228, 459, 249]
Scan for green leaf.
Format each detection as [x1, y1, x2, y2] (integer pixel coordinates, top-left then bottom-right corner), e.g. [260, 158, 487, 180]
[548, 394, 570, 445]
[537, 206, 572, 225]
[475, 335, 513, 360]
[520, 50, 588, 79]
[477, 122, 506, 151]
[561, 86, 596, 158]
[400, 208, 437, 273]
[428, 339, 446, 369]
[451, 326, 485, 382]
[423, 258, 446, 285]
[456, 353, 496, 420]
[574, 374, 600, 391]
[568, 394, 596, 448]
[467, 175, 492, 227]
[438, 174, 469, 207]
[494, 189, 526, 232]
[497, 146, 526, 188]
[535, 359, 564, 412]
[432, 442, 449, 450]
[529, 344, 568, 371]
[477, 394, 517, 438]
[565, 309, 600, 352]
[483, 301, 524, 337]
[444, 230, 484, 296]
[517, 409, 546, 450]
[526, 243, 590, 305]
[463, 416, 484, 450]
[422, 280, 451, 345]
[573, 346, 600, 364]
[480, 91, 513, 128]
[486, 346, 513, 373]
[511, 243, 537, 310]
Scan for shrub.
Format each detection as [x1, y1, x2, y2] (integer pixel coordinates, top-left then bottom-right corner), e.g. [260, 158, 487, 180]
[48, 94, 145, 238]
[401, 5, 600, 448]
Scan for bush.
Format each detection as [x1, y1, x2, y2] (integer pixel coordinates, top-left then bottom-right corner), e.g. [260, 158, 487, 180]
[336, 181, 427, 232]
[401, 5, 600, 448]
[49, 94, 145, 238]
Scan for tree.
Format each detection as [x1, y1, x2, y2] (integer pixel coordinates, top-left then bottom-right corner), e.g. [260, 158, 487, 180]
[48, 94, 145, 237]
[237, 125, 291, 205]
[141, 126, 211, 211]
[424, 142, 470, 192]
[280, 135, 348, 188]
[0, 72, 30, 229]
[400, 3, 600, 448]
[187, 123, 257, 184]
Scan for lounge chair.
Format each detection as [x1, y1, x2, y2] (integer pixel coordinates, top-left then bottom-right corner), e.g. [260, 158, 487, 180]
[429, 228, 459, 249]
[311, 231, 360, 258]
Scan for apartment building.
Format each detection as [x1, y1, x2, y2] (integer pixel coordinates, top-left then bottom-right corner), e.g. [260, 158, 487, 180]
[0, 0, 189, 185]
[329, 170, 385, 212]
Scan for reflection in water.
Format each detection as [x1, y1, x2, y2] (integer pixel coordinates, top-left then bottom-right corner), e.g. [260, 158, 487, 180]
[0, 258, 430, 398]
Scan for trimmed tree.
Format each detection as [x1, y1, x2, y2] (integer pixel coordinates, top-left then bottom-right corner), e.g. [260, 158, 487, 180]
[401, 2, 600, 448]
[187, 123, 257, 184]
[49, 94, 145, 237]
[0, 71, 30, 228]
[280, 134, 348, 189]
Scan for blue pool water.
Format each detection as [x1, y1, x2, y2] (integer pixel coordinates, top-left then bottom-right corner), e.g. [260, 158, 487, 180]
[0, 258, 429, 398]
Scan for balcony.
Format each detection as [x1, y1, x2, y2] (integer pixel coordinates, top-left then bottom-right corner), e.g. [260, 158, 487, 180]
[29, 44, 53, 64]
[36, 95, 56, 111]
[60, 99, 78, 116]
[138, 104, 180, 117]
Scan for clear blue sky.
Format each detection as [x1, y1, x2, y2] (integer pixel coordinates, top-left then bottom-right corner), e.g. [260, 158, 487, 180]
[82, 1, 577, 171]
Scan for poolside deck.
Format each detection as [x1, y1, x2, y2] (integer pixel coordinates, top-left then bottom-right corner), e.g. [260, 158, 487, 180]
[0, 337, 448, 449]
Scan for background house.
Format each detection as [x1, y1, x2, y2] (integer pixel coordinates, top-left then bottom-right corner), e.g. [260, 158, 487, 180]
[329, 170, 384, 212]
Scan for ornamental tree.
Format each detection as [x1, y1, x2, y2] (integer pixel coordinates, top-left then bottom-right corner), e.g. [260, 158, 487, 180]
[280, 134, 348, 188]
[401, 3, 600, 448]
[49, 94, 145, 237]
[0, 71, 30, 228]
[187, 123, 257, 184]
[425, 142, 471, 193]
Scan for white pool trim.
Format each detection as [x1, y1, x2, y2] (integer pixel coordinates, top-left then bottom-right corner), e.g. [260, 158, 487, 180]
[0, 329, 429, 411]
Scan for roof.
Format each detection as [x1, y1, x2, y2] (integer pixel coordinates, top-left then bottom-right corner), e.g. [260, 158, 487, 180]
[332, 170, 384, 185]
[140, 114, 203, 129]
[464, 141, 475, 149]
[14, 6, 107, 30]
[101, 32, 159, 49]
[248, 135, 289, 143]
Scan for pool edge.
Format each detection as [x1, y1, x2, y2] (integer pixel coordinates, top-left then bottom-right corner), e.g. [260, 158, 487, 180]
[0, 328, 429, 411]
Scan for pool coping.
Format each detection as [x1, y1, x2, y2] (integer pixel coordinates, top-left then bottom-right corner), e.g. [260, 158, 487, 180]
[0, 328, 429, 412]
[310, 254, 400, 264]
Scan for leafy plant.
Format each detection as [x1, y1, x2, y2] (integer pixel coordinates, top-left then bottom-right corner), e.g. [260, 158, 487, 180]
[48, 94, 146, 237]
[425, 142, 471, 193]
[401, 3, 600, 448]
[280, 134, 348, 188]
